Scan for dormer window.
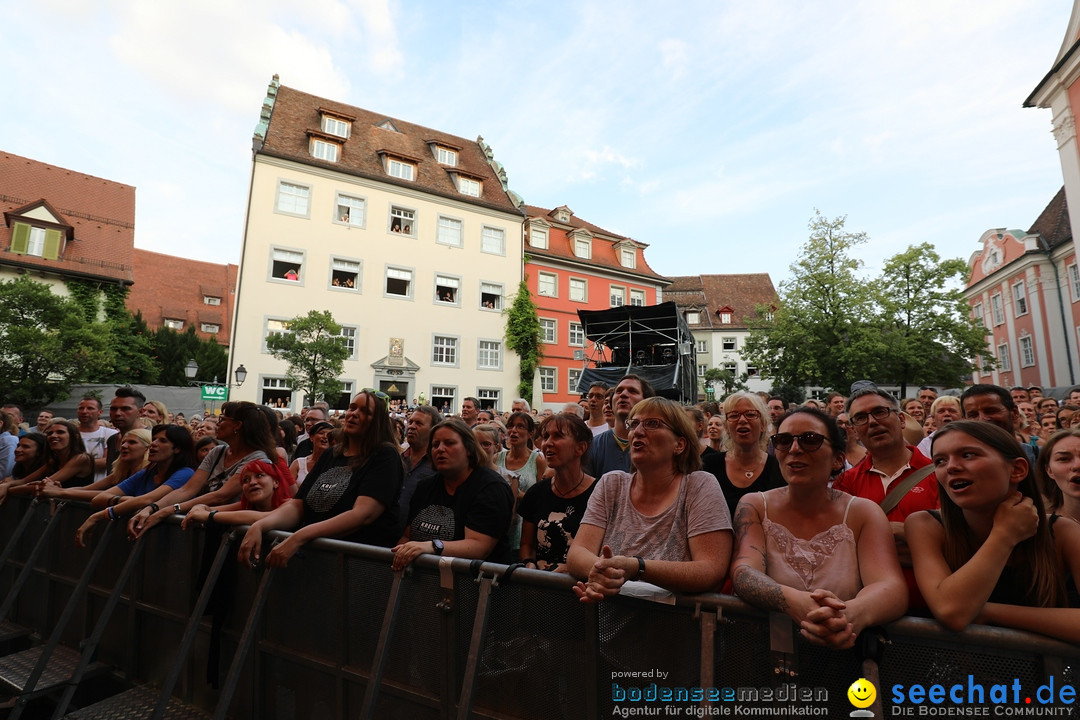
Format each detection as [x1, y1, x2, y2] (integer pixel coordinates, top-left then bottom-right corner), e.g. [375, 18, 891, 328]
[574, 238, 591, 259]
[311, 139, 339, 162]
[387, 158, 415, 180]
[204, 296, 222, 306]
[458, 177, 481, 197]
[322, 116, 350, 138]
[720, 312, 732, 324]
[553, 206, 572, 223]
[163, 318, 184, 331]
[437, 147, 457, 165]
[6, 200, 73, 261]
[530, 227, 548, 249]
[620, 248, 636, 269]
[12, 225, 57, 258]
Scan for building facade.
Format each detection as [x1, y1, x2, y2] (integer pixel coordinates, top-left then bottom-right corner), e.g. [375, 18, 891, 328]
[0, 150, 135, 293]
[229, 77, 526, 412]
[665, 274, 778, 399]
[964, 188, 1080, 390]
[523, 205, 668, 408]
[127, 249, 237, 346]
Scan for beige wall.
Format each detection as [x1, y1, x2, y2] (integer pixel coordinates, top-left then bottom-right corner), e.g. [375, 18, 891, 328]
[229, 155, 524, 412]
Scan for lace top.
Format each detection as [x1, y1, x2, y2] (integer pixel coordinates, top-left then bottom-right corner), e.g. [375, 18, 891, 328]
[761, 492, 862, 601]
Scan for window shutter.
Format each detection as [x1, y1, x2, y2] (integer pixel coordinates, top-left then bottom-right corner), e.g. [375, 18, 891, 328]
[10, 223, 29, 254]
[43, 229, 62, 260]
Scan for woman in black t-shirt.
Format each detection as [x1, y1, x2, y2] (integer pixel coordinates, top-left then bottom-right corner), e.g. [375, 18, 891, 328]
[392, 419, 513, 569]
[238, 391, 404, 567]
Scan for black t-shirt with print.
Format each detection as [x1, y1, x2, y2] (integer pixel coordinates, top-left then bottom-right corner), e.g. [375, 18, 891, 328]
[517, 478, 596, 569]
[407, 466, 514, 564]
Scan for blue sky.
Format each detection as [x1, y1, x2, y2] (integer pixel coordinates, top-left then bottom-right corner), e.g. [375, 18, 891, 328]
[1, 0, 1073, 284]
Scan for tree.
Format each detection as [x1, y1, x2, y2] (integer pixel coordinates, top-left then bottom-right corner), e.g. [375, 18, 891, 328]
[0, 275, 111, 409]
[504, 279, 541, 400]
[874, 243, 990, 396]
[702, 367, 747, 399]
[265, 310, 349, 404]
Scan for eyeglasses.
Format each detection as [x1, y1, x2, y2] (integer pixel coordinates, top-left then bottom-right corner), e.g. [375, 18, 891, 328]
[626, 418, 674, 433]
[771, 432, 829, 452]
[849, 407, 897, 426]
[725, 410, 761, 422]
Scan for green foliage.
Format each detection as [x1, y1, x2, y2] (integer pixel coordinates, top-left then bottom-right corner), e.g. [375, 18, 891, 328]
[702, 367, 747, 398]
[744, 212, 989, 392]
[265, 310, 349, 404]
[0, 275, 111, 409]
[504, 280, 542, 400]
[766, 380, 806, 407]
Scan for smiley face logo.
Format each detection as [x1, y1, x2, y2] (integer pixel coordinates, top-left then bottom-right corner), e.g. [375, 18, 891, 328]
[847, 678, 876, 709]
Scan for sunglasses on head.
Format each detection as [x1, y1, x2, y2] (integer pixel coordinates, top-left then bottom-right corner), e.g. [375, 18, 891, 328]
[771, 432, 829, 452]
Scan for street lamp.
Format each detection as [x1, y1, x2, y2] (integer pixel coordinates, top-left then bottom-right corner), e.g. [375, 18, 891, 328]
[184, 359, 199, 381]
[234, 364, 247, 387]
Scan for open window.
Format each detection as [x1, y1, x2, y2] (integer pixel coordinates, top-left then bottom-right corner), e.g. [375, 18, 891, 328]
[435, 274, 460, 304]
[331, 258, 360, 290]
[271, 248, 304, 281]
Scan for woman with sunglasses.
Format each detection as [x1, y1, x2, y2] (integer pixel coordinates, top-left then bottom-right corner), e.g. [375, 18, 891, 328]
[703, 392, 784, 519]
[567, 397, 732, 601]
[732, 408, 906, 649]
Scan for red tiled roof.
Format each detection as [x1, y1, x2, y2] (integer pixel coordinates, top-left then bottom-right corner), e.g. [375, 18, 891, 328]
[523, 204, 668, 282]
[0, 150, 135, 283]
[127, 249, 237, 345]
[260, 86, 522, 216]
[666, 274, 778, 330]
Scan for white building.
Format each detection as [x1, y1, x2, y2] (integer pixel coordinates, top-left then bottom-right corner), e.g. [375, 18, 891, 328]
[229, 77, 525, 413]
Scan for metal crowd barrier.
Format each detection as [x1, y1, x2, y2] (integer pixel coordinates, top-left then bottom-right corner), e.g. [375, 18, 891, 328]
[0, 496, 1076, 719]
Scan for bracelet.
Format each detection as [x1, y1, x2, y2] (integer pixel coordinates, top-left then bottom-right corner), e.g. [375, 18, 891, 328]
[208, 510, 218, 525]
[107, 506, 117, 521]
[148, 503, 160, 514]
[634, 555, 645, 580]
[173, 503, 182, 514]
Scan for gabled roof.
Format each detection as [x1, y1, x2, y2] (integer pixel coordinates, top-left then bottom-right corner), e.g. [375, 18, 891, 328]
[666, 274, 778, 330]
[0, 150, 135, 284]
[258, 84, 522, 216]
[523, 204, 667, 283]
[1027, 186, 1072, 250]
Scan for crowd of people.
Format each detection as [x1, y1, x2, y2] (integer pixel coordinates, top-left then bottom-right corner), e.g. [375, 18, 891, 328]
[1, 379, 1078, 650]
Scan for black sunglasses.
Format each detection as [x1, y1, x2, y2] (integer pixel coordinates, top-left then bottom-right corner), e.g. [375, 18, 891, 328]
[771, 432, 830, 452]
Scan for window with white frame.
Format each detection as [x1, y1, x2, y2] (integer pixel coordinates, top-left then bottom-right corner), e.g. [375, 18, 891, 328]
[431, 387, 456, 413]
[697, 364, 707, 377]
[574, 237, 591, 259]
[540, 318, 557, 343]
[538, 272, 557, 297]
[204, 296, 221, 306]
[539, 367, 556, 393]
[387, 158, 415, 180]
[569, 278, 587, 302]
[330, 258, 361, 290]
[264, 318, 290, 352]
[481, 226, 505, 255]
[271, 248, 304, 281]
[322, 115, 350, 138]
[458, 177, 481, 197]
[686, 311, 701, 325]
[478, 340, 501, 369]
[432, 336, 458, 365]
[1069, 263, 1080, 302]
[530, 227, 548, 249]
[335, 194, 365, 226]
[276, 181, 309, 216]
[311, 139, 339, 162]
[389, 206, 415, 236]
[696, 340, 708, 353]
[972, 302, 985, 328]
[385, 267, 413, 298]
[720, 312, 733, 324]
[436, 216, 463, 247]
[746, 365, 759, 377]
[330, 381, 355, 412]
[436, 147, 457, 165]
[990, 293, 1004, 325]
[619, 248, 635, 269]
[435, 274, 460, 304]
[338, 326, 357, 359]
[997, 342, 1011, 371]
[1019, 336, 1035, 367]
[630, 289, 646, 306]
[200, 323, 220, 334]
[25, 226, 46, 257]
[568, 368, 582, 394]
[610, 286, 626, 307]
[261, 377, 292, 407]
[1012, 280, 1028, 316]
[569, 322, 584, 346]
[480, 282, 503, 310]
[722, 362, 737, 373]
[722, 337, 736, 351]
[163, 318, 184, 331]
[477, 388, 501, 410]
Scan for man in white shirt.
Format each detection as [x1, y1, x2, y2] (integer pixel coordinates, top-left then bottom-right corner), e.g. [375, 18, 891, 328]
[78, 396, 118, 482]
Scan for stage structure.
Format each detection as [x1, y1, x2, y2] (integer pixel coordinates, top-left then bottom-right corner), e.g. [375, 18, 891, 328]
[574, 301, 697, 403]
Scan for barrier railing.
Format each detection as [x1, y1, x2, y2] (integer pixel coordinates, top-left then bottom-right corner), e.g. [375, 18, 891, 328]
[0, 496, 1076, 718]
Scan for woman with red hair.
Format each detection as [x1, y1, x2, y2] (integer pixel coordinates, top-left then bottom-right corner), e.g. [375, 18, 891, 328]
[183, 458, 294, 529]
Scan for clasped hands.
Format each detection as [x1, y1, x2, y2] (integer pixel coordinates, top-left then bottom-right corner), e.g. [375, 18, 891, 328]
[572, 545, 637, 603]
[791, 589, 857, 649]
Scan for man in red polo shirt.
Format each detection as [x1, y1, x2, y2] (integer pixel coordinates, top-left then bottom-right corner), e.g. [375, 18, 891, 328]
[834, 384, 938, 610]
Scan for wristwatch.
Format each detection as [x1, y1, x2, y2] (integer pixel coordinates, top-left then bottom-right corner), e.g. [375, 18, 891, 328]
[173, 504, 182, 514]
[432, 539, 445, 556]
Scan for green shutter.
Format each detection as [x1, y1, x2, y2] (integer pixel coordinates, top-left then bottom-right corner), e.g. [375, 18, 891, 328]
[10, 223, 29, 254]
[42, 229, 62, 260]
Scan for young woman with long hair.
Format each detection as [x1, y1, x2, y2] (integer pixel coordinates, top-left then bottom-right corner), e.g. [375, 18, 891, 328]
[907, 421, 1080, 643]
[1035, 429, 1080, 525]
[37, 428, 152, 502]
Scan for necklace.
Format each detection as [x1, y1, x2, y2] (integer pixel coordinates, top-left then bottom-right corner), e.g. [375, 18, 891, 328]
[553, 471, 587, 498]
[727, 452, 764, 479]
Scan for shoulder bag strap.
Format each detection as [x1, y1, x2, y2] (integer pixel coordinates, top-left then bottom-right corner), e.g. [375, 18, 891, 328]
[879, 463, 936, 515]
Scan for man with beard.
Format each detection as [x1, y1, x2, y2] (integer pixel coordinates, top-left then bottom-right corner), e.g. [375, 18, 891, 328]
[399, 406, 442, 525]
